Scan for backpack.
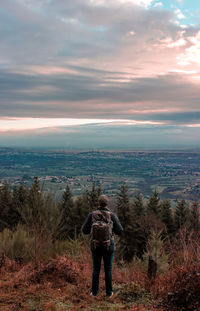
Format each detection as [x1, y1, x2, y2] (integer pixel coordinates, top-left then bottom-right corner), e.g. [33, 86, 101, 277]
[91, 210, 113, 249]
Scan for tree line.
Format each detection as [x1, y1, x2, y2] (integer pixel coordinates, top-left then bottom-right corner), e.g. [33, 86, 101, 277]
[0, 178, 199, 263]
[116, 183, 199, 261]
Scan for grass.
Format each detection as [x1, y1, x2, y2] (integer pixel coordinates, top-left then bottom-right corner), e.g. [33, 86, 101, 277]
[0, 270, 161, 311]
[3, 235, 200, 311]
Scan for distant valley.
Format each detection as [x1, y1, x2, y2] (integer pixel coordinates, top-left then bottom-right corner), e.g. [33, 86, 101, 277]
[0, 148, 199, 201]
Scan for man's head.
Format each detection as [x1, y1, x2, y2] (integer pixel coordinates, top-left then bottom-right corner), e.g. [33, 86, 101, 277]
[98, 194, 109, 208]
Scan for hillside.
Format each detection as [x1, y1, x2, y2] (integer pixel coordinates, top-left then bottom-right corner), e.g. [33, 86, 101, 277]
[0, 234, 200, 311]
[0, 178, 200, 310]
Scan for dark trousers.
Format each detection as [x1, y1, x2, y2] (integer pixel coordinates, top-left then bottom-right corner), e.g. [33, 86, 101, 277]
[91, 248, 114, 296]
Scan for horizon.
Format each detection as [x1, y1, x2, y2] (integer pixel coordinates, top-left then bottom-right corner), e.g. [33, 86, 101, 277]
[1, 146, 200, 153]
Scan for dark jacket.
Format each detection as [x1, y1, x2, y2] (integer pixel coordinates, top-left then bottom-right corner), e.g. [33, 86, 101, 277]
[82, 207, 123, 252]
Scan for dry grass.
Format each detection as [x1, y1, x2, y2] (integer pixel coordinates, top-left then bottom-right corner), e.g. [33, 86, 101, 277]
[1, 229, 200, 311]
[0, 247, 164, 311]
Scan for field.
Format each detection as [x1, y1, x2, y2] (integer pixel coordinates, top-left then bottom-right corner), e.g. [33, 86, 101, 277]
[0, 148, 200, 200]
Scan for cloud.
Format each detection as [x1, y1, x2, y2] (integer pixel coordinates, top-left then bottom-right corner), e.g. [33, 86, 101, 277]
[158, 36, 187, 48]
[0, 0, 200, 148]
[0, 67, 199, 125]
[0, 123, 199, 149]
[0, 117, 118, 132]
[91, 0, 154, 7]
[116, 0, 154, 8]
[0, 117, 165, 133]
[177, 31, 200, 66]
[175, 9, 186, 20]
[0, 0, 199, 91]
[0, 0, 197, 71]
[154, 2, 163, 7]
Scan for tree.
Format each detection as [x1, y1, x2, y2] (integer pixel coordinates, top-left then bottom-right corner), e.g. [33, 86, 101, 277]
[137, 214, 166, 258]
[147, 189, 161, 217]
[116, 183, 136, 261]
[19, 177, 61, 265]
[175, 200, 190, 230]
[132, 192, 145, 218]
[13, 181, 28, 207]
[27, 177, 44, 222]
[161, 199, 174, 236]
[73, 192, 91, 238]
[0, 181, 17, 231]
[143, 230, 169, 276]
[58, 184, 75, 240]
[190, 201, 200, 232]
[86, 182, 102, 210]
[13, 181, 29, 226]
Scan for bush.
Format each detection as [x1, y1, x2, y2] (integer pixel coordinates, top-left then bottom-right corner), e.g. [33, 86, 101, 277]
[0, 225, 72, 263]
[14, 254, 81, 286]
[0, 225, 34, 262]
[158, 263, 200, 311]
[139, 230, 169, 275]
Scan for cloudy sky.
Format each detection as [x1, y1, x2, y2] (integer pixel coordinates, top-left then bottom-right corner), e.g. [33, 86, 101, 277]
[0, 0, 200, 149]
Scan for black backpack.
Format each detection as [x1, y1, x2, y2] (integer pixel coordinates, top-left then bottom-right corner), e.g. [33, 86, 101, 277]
[91, 210, 113, 249]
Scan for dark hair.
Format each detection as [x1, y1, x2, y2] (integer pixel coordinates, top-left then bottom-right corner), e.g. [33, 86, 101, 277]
[98, 195, 108, 208]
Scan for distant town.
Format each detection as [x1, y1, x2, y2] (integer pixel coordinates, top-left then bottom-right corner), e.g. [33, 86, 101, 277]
[0, 148, 200, 201]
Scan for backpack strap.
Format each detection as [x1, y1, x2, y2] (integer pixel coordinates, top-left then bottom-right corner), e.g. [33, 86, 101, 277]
[92, 210, 111, 223]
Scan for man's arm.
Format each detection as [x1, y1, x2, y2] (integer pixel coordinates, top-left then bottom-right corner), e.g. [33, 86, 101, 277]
[111, 213, 123, 235]
[82, 212, 92, 234]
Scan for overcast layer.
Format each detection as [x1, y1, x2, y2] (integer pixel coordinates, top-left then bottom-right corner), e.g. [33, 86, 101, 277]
[0, 0, 200, 148]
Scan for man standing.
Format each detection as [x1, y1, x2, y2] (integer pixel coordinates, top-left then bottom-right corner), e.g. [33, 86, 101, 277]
[82, 194, 123, 298]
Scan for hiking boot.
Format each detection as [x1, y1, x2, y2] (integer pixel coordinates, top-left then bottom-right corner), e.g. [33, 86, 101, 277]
[106, 292, 113, 299]
[90, 292, 97, 297]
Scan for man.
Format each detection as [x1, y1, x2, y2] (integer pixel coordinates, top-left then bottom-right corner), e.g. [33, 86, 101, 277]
[82, 194, 123, 298]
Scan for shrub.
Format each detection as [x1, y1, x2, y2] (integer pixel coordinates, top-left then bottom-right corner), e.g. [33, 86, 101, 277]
[157, 263, 200, 311]
[169, 227, 200, 267]
[14, 254, 81, 286]
[141, 230, 169, 275]
[0, 225, 34, 262]
[0, 225, 71, 263]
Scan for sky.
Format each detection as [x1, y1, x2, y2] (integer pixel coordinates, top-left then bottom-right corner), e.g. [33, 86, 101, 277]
[0, 0, 200, 149]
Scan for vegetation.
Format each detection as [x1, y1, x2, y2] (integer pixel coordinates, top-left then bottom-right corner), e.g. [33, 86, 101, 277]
[0, 179, 199, 310]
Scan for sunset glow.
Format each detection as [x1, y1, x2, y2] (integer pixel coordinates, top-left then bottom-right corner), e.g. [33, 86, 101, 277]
[0, 118, 165, 132]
